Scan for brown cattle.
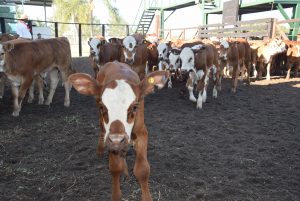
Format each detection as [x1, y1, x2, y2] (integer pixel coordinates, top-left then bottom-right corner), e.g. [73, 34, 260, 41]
[68, 61, 169, 201]
[88, 35, 107, 76]
[121, 35, 150, 79]
[144, 41, 158, 73]
[0, 34, 20, 98]
[285, 40, 300, 79]
[179, 43, 219, 109]
[218, 38, 251, 93]
[0, 37, 74, 116]
[256, 38, 286, 80]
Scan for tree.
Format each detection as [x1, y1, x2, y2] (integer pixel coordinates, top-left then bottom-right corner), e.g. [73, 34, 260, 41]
[53, 0, 100, 39]
[103, 0, 127, 37]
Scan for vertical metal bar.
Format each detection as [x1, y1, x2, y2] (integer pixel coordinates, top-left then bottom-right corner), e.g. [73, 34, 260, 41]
[0, 17, 6, 33]
[160, 9, 164, 38]
[79, 23, 82, 57]
[291, 3, 300, 41]
[55, 22, 58, 37]
[126, 25, 129, 36]
[44, 0, 47, 26]
[102, 24, 105, 37]
[28, 20, 33, 39]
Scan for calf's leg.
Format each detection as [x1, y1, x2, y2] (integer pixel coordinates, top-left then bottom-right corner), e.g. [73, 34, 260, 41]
[109, 153, 127, 201]
[133, 127, 152, 201]
[45, 69, 59, 105]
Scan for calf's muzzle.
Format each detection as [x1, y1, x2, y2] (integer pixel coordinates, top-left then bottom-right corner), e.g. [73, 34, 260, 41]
[106, 133, 129, 155]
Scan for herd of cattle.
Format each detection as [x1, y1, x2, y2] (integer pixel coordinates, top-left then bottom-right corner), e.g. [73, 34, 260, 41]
[0, 32, 300, 201]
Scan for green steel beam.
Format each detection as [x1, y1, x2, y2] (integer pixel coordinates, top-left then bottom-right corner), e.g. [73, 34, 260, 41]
[277, 3, 293, 26]
[291, 3, 300, 40]
[160, 9, 164, 38]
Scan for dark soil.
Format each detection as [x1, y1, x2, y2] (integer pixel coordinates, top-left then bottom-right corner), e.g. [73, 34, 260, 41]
[1, 57, 300, 201]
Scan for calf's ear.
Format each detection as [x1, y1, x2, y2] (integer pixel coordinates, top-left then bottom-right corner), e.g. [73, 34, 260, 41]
[140, 71, 170, 97]
[68, 73, 101, 96]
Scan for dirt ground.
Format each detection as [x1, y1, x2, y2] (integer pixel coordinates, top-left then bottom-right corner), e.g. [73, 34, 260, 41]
[0, 57, 299, 201]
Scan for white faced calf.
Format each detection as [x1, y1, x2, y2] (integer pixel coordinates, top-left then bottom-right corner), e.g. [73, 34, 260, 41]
[68, 61, 169, 201]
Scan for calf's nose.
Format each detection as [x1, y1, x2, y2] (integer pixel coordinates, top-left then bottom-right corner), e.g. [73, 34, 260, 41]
[106, 134, 129, 154]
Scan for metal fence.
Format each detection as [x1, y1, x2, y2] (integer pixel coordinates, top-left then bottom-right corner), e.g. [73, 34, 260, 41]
[0, 17, 140, 57]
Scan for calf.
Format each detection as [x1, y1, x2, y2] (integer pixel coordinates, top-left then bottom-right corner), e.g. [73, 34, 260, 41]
[218, 39, 251, 93]
[121, 35, 149, 79]
[0, 34, 20, 98]
[68, 61, 169, 201]
[285, 40, 300, 79]
[168, 48, 182, 87]
[157, 42, 171, 71]
[145, 41, 158, 73]
[0, 37, 74, 116]
[256, 38, 286, 80]
[88, 35, 107, 76]
[180, 43, 219, 109]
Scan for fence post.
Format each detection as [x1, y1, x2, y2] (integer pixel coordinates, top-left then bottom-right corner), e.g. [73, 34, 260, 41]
[102, 24, 105, 37]
[78, 23, 82, 57]
[0, 17, 5, 33]
[126, 25, 129, 36]
[269, 18, 276, 39]
[55, 22, 58, 37]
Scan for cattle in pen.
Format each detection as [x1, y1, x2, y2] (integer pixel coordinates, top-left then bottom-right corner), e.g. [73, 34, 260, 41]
[218, 38, 251, 93]
[284, 40, 300, 79]
[179, 42, 219, 109]
[68, 61, 169, 201]
[0, 37, 74, 116]
[121, 34, 150, 79]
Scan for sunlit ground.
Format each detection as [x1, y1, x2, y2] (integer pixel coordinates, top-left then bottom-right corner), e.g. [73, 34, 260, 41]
[250, 76, 300, 88]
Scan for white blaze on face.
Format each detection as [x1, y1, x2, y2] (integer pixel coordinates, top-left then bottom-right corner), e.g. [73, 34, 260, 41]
[0, 44, 5, 72]
[157, 43, 168, 60]
[123, 36, 137, 61]
[192, 44, 203, 50]
[220, 40, 229, 60]
[89, 38, 101, 61]
[220, 40, 229, 49]
[180, 47, 195, 72]
[102, 80, 136, 142]
[169, 52, 180, 70]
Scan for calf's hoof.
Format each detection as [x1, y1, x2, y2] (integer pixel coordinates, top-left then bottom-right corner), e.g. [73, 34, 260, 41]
[12, 111, 19, 117]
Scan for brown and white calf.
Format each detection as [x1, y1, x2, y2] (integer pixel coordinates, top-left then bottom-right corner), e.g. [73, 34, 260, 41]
[0, 37, 74, 116]
[88, 36, 107, 76]
[68, 61, 169, 201]
[179, 43, 219, 109]
[218, 38, 251, 93]
[121, 35, 149, 79]
[256, 38, 286, 80]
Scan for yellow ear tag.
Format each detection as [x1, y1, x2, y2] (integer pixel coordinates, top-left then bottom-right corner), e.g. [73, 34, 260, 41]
[148, 77, 155, 84]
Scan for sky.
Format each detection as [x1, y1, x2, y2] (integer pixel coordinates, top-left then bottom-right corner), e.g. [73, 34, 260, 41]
[20, 0, 293, 31]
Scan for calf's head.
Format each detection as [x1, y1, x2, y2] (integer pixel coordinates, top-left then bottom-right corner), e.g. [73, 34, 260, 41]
[68, 62, 169, 154]
[287, 43, 300, 57]
[88, 37, 106, 62]
[122, 36, 137, 65]
[0, 42, 14, 72]
[157, 43, 170, 61]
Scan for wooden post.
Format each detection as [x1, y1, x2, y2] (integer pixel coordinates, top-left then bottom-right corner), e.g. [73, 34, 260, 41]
[269, 18, 276, 39]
